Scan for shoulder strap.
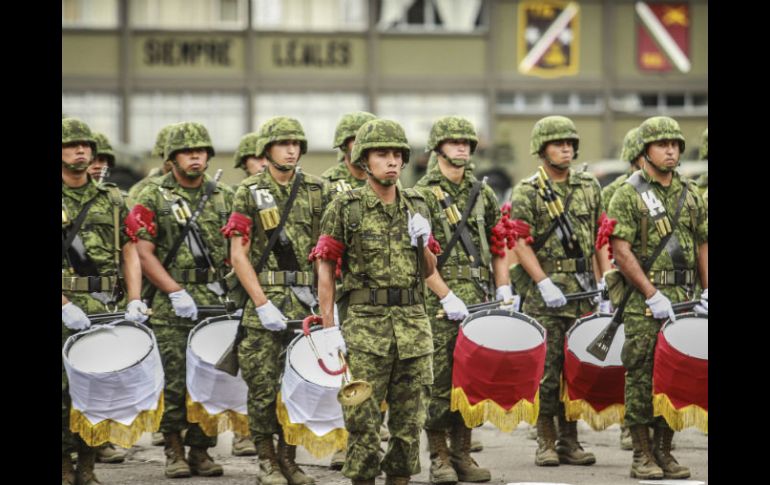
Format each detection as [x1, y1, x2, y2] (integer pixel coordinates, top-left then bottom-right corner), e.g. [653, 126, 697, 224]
[62, 196, 98, 253]
[254, 171, 304, 273]
[472, 184, 491, 267]
[307, 181, 323, 243]
[105, 186, 123, 273]
[530, 188, 577, 252]
[436, 180, 482, 268]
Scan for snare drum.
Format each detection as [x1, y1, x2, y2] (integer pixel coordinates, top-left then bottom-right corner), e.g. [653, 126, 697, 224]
[62, 320, 164, 448]
[186, 315, 249, 436]
[653, 312, 708, 433]
[450, 309, 546, 432]
[277, 327, 348, 458]
[562, 313, 626, 429]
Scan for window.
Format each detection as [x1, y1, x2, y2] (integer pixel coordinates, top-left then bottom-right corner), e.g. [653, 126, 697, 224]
[130, 92, 246, 151]
[130, 0, 248, 30]
[496, 92, 604, 115]
[254, 93, 368, 151]
[62, 92, 121, 143]
[62, 0, 118, 28]
[253, 0, 368, 31]
[610, 92, 708, 116]
[378, 0, 486, 33]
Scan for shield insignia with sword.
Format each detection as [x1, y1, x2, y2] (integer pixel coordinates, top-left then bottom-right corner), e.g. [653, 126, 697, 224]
[636, 2, 691, 73]
[518, 1, 580, 78]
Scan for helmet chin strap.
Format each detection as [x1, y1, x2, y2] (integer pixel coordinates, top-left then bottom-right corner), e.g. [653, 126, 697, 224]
[543, 154, 570, 171]
[436, 149, 467, 167]
[172, 159, 209, 179]
[266, 152, 297, 172]
[363, 163, 397, 187]
[62, 160, 91, 173]
[643, 153, 677, 173]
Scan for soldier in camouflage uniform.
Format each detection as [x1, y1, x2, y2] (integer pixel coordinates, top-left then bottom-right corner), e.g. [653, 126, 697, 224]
[127, 123, 178, 206]
[696, 128, 708, 206]
[88, 132, 116, 184]
[62, 117, 148, 485]
[322, 111, 377, 195]
[234, 132, 269, 177]
[508, 116, 602, 468]
[414, 116, 515, 484]
[131, 121, 233, 479]
[222, 116, 330, 485]
[310, 119, 440, 485]
[606, 116, 708, 479]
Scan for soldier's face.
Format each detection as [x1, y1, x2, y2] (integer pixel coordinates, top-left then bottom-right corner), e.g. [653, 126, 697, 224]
[88, 158, 110, 179]
[268, 140, 301, 167]
[244, 156, 268, 175]
[645, 140, 680, 171]
[173, 149, 209, 177]
[62, 142, 93, 166]
[544, 140, 574, 166]
[366, 149, 403, 183]
[439, 139, 471, 162]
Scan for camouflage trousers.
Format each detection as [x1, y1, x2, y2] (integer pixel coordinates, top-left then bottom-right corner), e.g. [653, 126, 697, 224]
[154, 324, 217, 447]
[342, 343, 432, 481]
[621, 313, 662, 427]
[532, 314, 576, 417]
[424, 328, 465, 431]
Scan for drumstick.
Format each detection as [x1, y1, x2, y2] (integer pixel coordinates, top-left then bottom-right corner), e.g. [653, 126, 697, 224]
[644, 300, 700, 318]
[436, 289, 604, 320]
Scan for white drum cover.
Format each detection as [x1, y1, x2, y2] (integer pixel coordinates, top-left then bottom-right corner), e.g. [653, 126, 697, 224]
[463, 313, 543, 352]
[663, 316, 708, 360]
[68, 324, 152, 373]
[568, 315, 626, 366]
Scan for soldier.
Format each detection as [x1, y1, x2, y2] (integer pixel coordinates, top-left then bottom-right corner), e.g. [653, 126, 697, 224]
[127, 123, 178, 206]
[508, 116, 602, 468]
[310, 118, 441, 485]
[222, 116, 329, 485]
[234, 132, 269, 177]
[323, 111, 377, 194]
[62, 117, 148, 485]
[88, 132, 116, 184]
[602, 127, 645, 206]
[415, 116, 515, 484]
[606, 116, 707, 479]
[696, 128, 708, 205]
[131, 121, 233, 479]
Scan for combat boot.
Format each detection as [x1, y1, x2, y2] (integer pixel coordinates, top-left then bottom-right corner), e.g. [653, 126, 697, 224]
[95, 443, 127, 463]
[75, 445, 102, 485]
[329, 448, 346, 471]
[188, 446, 224, 476]
[62, 452, 76, 485]
[256, 438, 288, 485]
[163, 432, 191, 478]
[470, 438, 483, 453]
[652, 424, 690, 479]
[629, 425, 664, 479]
[426, 429, 458, 484]
[619, 425, 633, 450]
[384, 476, 410, 485]
[232, 433, 257, 456]
[277, 435, 315, 485]
[555, 414, 596, 465]
[151, 431, 165, 446]
[534, 415, 559, 466]
[448, 423, 491, 482]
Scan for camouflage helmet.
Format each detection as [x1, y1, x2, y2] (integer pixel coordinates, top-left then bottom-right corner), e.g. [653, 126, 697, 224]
[333, 111, 377, 149]
[351, 119, 411, 169]
[233, 132, 261, 168]
[255, 117, 308, 157]
[426, 116, 479, 154]
[164, 122, 216, 162]
[62, 117, 98, 154]
[530, 115, 580, 159]
[152, 123, 179, 159]
[638, 116, 685, 153]
[620, 127, 644, 163]
[699, 128, 708, 160]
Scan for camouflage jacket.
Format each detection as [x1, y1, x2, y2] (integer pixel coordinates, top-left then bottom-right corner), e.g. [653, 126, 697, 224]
[608, 169, 707, 315]
[133, 172, 234, 325]
[321, 162, 368, 196]
[127, 166, 165, 206]
[230, 169, 330, 326]
[601, 169, 634, 208]
[696, 172, 708, 194]
[509, 168, 603, 318]
[320, 184, 434, 359]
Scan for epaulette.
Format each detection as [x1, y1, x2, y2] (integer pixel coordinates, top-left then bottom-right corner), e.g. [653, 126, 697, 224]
[98, 183, 124, 207]
[302, 172, 326, 188]
[402, 187, 425, 200]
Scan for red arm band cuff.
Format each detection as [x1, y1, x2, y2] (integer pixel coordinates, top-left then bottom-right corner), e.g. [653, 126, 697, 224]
[221, 212, 253, 245]
[309, 235, 346, 279]
[595, 211, 618, 259]
[427, 234, 442, 255]
[125, 204, 156, 242]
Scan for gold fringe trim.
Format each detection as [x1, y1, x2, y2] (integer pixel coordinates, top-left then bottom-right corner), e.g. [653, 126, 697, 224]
[653, 393, 708, 434]
[276, 392, 348, 459]
[450, 386, 539, 433]
[185, 393, 250, 437]
[561, 384, 625, 430]
[70, 393, 164, 448]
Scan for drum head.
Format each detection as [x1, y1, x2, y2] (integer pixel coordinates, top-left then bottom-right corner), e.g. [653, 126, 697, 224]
[567, 314, 625, 366]
[663, 313, 708, 360]
[461, 310, 544, 352]
[66, 321, 153, 373]
[190, 317, 240, 365]
[287, 331, 343, 389]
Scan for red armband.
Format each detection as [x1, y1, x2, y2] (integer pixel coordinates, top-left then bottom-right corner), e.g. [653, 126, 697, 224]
[500, 201, 512, 217]
[595, 211, 618, 259]
[221, 212, 253, 245]
[509, 219, 534, 246]
[427, 234, 442, 255]
[124, 204, 157, 242]
[490, 217, 510, 257]
[309, 235, 346, 278]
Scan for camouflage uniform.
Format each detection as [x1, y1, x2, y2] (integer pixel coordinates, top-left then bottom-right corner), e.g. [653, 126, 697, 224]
[696, 129, 708, 206]
[601, 127, 644, 207]
[127, 123, 178, 206]
[322, 111, 377, 194]
[93, 132, 116, 167]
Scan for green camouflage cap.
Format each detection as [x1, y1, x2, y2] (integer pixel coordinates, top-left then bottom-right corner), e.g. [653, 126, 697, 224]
[699, 128, 708, 160]
[620, 127, 644, 163]
[351, 119, 411, 169]
[233, 132, 261, 168]
[638, 116, 685, 152]
[333, 111, 377, 148]
[530, 115, 580, 159]
[426, 116, 479, 154]
[62, 117, 98, 154]
[255, 117, 308, 157]
[151, 123, 180, 158]
[164, 121, 216, 161]
[93, 132, 116, 166]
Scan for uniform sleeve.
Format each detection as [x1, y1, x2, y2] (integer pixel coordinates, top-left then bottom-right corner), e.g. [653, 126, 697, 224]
[131, 185, 160, 243]
[319, 196, 346, 243]
[482, 184, 501, 236]
[320, 181, 332, 208]
[416, 186, 443, 235]
[118, 201, 131, 247]
[691, 184, 708, 245]
[607, 185, 638, 244]
[508, 182, 536, 227]
[592, 178, 604, 224]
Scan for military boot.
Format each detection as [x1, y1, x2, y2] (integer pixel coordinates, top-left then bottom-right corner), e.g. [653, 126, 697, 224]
[256, 438, 288, 485]
[163, 432, 191, 478]
[75, 445, 101, 485]
[151, 432, 165, 446]
[277, 435, 315, 485]
[426, 429, 458, 484]
[629, 425, 664, 479]
[329, 448, 346, 471]
[62, 452, 76, 485]
[534, 415, 559, 466]
[95, 443, 127, 463]
[555, 414, 596, 465]
[384, 476, 410, 485]
[619, 425, 633, 450]
[470, 439, 483, 453]
[232, 433, 257, 456]
[448, 423, 491, 482]
[188, 446, 224, 476]
[652, 424, 690, 479]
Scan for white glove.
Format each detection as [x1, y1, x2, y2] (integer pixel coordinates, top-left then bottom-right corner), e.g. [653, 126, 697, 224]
[694, 288, 708, 315]
[62, 302, 91, 331]
[333, 304, 340, 326]
[408, 212, 431, 247]
[316, 326, 347, 355]
[440, 291, 469, 321]
[256, 300, 288, 331]
[597, 278, 612, 313]
[537, 278, 567, 308]
[646, 290, 676, 321]
[496, 285, 521, 312]
[169, 289, 198, 320]
[124, 299, 149, 323]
